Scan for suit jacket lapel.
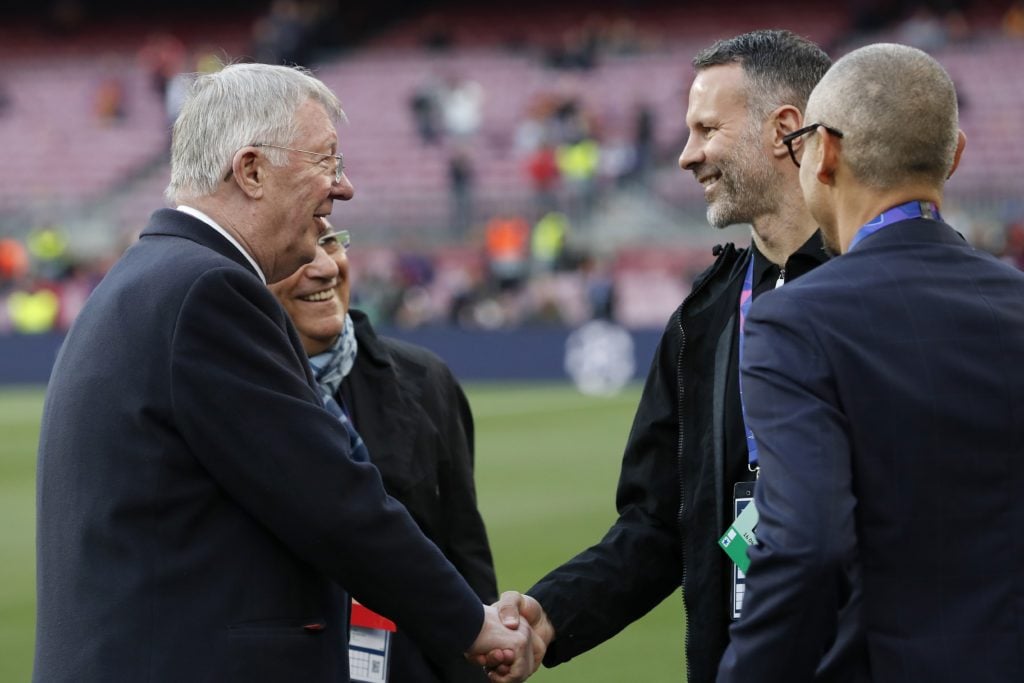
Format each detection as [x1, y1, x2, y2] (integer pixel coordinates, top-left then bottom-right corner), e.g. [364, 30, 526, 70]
[140, 208, 318, 391]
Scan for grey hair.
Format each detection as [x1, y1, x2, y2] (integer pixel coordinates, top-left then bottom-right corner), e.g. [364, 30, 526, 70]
[693, 29, 832, 124]
[166, 62, 344, 202]
[808, 43, 959, 189]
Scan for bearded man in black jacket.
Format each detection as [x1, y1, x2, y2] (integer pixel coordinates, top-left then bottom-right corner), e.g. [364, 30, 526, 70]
[487, 31, 863, 683]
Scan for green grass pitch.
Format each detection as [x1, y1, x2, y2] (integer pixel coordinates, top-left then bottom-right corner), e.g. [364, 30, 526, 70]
[0, 383, 685, 682]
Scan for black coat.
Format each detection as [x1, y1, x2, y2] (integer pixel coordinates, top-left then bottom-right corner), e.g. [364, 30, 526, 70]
[340, 310, 497, 683]
[34, 210, 484, 682]
[530, 243, 751, 683]
[530, 240, 852, 682]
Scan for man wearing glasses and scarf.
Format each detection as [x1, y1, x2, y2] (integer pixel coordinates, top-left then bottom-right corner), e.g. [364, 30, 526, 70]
[270, 221, 498, 683]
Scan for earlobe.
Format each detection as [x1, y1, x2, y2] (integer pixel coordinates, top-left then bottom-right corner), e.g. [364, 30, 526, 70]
[947, 129, 967, 179]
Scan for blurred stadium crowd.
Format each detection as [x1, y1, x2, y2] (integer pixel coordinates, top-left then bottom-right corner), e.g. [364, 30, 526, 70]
[1, 0, 1023, 335]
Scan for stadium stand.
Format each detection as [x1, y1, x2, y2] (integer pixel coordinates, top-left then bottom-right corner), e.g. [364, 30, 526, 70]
[1, 0, 1022, 339]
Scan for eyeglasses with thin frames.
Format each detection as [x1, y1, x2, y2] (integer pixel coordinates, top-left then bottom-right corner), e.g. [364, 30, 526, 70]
[318, 229, 350, 255]
[254, 143, 345, 183]
[782, 123, 845, 167]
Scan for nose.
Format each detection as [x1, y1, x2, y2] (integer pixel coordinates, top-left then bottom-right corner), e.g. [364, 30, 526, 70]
[305, 242, 340, 279]
[678, 131, 702, 172]
[331, 172, 355, 201]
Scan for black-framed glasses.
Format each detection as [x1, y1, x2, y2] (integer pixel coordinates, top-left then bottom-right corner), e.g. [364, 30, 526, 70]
[254, 143, 345, 183]
[782, 123, 845, 167]
[318, 229, 350, 255]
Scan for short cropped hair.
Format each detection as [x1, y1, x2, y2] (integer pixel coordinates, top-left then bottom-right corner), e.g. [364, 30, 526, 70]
[808, 43, 959, 189]
[167, 63, 344, 202]
[693, 29, 832, 123]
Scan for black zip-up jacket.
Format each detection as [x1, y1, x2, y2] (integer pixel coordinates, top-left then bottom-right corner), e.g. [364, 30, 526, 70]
[340, 310, 497, 683]
[532, 235, 867, 683]
[531, 242, 752, 682]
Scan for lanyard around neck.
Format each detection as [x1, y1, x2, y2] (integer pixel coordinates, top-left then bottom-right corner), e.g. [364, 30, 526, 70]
[738, 257, 760, 471]
[849, 200, 941, 251]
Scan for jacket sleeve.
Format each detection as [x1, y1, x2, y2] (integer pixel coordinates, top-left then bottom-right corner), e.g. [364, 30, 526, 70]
[429, 364, 498, 683]
[168, 267, 483, 657]
[529, 312, 684, 665]
[434, 365, 500, 604]
[717, 291, 857, 683]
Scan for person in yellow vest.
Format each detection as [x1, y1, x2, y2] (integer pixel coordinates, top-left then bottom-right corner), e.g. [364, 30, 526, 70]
[556, 138, 600, 227]
[8, 285, 60, 334]
[531, 212, 569, 272]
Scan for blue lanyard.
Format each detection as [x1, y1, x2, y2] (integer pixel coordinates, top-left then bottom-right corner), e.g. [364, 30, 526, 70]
[738, 201, 941, 470]
[849, 200, 941, 251]
[738, 257, 759, 471]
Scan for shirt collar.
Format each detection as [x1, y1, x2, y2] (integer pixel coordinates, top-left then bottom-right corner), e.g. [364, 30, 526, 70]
[175, 205, 267, 284]
[750, 230, 828, 290]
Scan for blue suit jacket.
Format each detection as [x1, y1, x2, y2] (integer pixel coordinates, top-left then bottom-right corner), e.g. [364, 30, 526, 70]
[718, 218, 1024, 682]
[35, 209, 483, 682]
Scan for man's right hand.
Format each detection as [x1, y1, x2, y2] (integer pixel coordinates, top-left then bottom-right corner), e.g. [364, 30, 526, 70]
[466, 603, 535, 683]
[476, 591, 555, 681]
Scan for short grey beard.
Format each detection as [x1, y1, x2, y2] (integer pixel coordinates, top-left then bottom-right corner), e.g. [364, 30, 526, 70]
[707, 196, 747, 229]
[705, 129, 779, 229]
[705, 169, 778, 229]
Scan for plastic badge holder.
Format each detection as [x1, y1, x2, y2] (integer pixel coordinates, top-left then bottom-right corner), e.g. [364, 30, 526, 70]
[349, 601, 397, 683]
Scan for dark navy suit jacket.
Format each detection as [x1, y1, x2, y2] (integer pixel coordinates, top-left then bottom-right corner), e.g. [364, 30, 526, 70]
[718, 218, 1024, 682]
[34, 209, 483, 682]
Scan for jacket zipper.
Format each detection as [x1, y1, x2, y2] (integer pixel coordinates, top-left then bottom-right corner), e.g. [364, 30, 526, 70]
[775, 267, 786, 289]
[676, 313, 690, 682]
[676, 245, 737, 682]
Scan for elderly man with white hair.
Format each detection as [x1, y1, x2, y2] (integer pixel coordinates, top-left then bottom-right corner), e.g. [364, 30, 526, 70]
[35, 63, 531, 683]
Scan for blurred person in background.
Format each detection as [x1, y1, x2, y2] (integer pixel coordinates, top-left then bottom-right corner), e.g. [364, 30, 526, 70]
[449, 147, 476, 237]
[1005, 0, 1024, 36]
[719, 43, 1024, 683]
[1001, 221, 1024, 269]
[487, 30, 858, 683]
[34, 62, 530, 682]
[410, 72, 444, 145]
[269, 220, 497, 683]
[137, 32, 186, 97]
[0, 238, 29, 284]
[440, 73, 484, 143]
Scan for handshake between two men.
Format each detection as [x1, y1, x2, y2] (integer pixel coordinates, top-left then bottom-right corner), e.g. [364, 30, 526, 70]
[469, 592, 554, 683]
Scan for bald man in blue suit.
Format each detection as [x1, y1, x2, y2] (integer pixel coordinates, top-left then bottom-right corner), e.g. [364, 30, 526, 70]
[718, 44, 1024, 683]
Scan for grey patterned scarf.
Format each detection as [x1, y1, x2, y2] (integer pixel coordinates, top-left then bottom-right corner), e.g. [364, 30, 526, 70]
[307, 313, 358, 398]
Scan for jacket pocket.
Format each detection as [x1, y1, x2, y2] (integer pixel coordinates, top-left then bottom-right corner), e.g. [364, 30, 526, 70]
[221, 618, 340, 681]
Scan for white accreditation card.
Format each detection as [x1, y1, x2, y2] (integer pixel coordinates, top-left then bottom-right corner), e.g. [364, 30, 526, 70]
[349, 601, 396, 683]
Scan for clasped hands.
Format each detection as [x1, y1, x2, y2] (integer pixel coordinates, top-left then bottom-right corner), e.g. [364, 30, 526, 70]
[465, 591, 555, 683]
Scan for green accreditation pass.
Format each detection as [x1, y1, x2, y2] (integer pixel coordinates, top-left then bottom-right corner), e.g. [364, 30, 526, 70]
[719, 498, 758, 571]
[719, 481, 759, 619]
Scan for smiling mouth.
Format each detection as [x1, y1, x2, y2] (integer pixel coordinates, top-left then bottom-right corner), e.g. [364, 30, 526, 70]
[300, 288, 335, 302]
[697, 172, 721, 188]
